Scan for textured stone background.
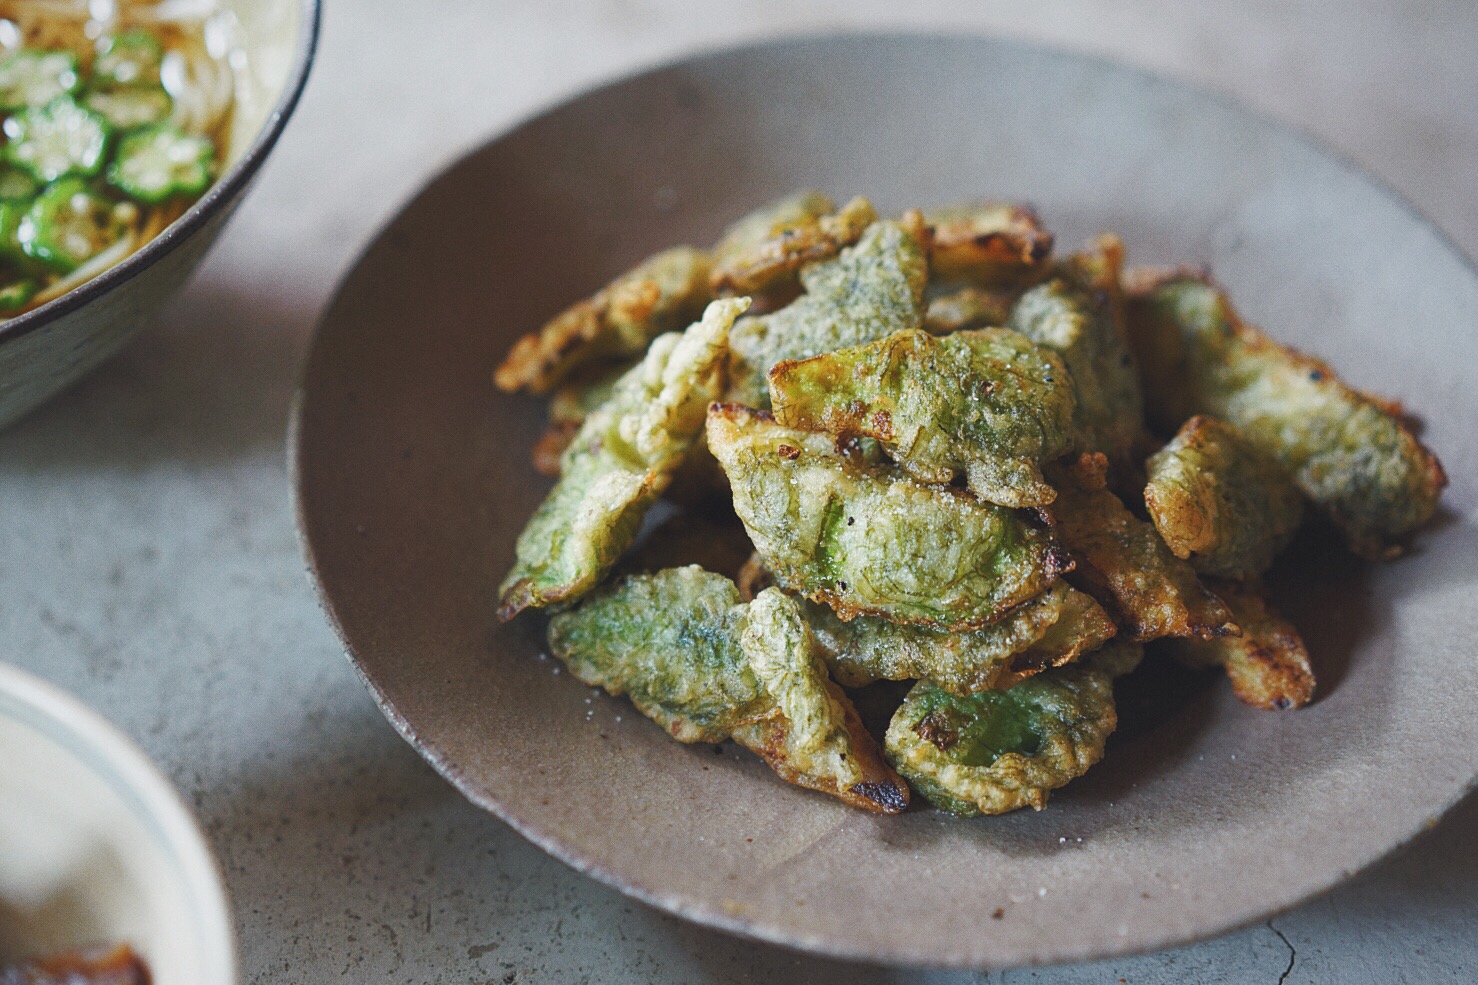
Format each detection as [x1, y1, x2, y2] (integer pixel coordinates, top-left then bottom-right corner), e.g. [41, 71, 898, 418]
[0, 1, 1472, 981]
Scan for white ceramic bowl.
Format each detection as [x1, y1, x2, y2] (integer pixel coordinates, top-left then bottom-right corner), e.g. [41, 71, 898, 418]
[0, 663, 235, 984]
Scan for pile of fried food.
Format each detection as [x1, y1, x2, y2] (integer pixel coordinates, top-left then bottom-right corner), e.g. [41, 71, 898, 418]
[492, 191, 1446, 817]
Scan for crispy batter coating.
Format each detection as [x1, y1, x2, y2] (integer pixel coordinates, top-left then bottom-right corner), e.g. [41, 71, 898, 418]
[808, 581, 1117, 694]
[1124, 271, 1446, 558]
[768, 327, 1077, 507]
[711, 192, 878, 297]
[924, 286, 1021, 334]
[1162, 581, 1315, 710]
[707, 404, 1072, 631]
[548, 567, 908, 812]
[495, 246, 714, 394]
[1049, 453, 1237, 641]
[925, 203, 1054, 286]
[886, 640, 1143, 816]
[1144, 416, 1305, 580]
[727, 220, 929, 406]
[1008, 236, 1144, 468]
[497, 298, 747, 619]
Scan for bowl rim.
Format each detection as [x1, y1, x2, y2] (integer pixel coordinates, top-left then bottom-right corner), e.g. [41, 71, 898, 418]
[290, 29, 1478, 970]
[0, 661, 237, 983]
[0, 0, 322, 345]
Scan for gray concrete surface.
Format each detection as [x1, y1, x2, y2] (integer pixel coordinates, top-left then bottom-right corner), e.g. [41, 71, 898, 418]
[1, 1, 1473, 981]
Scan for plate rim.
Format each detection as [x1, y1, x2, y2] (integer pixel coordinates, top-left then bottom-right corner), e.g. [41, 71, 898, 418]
[289, 29, 1478, 969]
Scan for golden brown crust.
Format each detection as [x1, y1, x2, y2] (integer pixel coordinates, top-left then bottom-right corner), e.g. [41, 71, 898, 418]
[710, 196, 878, 296]
[495, 246, 713, 394]
[1049, 454, 1238, 641]
[1165, 582, 1315, 710]
[927, 203, 1054, 285]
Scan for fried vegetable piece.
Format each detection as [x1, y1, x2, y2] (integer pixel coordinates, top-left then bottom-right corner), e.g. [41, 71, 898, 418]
[533, 361, 634, 475]
[494, 245, 714, 394]
[727, 219, 928, 406]
[925, 203, 1054, 286]
[1161, 582, 1315, 710]
[924, 286, 1021, 334]
[1144, 415, 1305, 580]
[498, 298, 747, 619]
[711, 189, 833, 265]
[711, 191, 878, 297]
[1050, 453, 1237, 641]
[809, 580, 1117, 694]
[707, 403, 1071, 631]
[1124, 271, 1446, 558]
[548, 566, 908, 812]
[886, 640, 1143, 816]
[1008, 236, 1144, 467]
[769, 327, 1077, 507]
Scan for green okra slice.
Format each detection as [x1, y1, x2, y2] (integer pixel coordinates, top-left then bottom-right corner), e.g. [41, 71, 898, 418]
[495, 245, 714, 394]
[768, 327, 1076, 507]
[726, 219, 928, 406]
[806, 580, 1117, 694]
[497, 297, 747, 618]
[548, 566, 908, 812]
[707, 403, 1072, 631]
[885, 640, 1143, 816]
[1144, 415, 1304, 581]
[1124, 271, 1445, 559]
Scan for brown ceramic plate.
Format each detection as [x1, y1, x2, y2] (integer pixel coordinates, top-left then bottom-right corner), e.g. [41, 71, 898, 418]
[292, 35, 1478, 968]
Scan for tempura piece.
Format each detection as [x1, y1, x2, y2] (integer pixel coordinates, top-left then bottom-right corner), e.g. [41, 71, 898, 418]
[1144, 416, 1305, 580]
[924, 286, 1021, 334]
[1008, 236, 1144, 468]
[497, 298, 747, 619]
[711, 192, 878, 297]
[1050, 453, 1237, 641]
[708, 404, 1071, 631]
[495, 245, 714, 394]
[533, 360, 633, 475]
[808, 581, 1117, 694]
[727, 219, 928, 405]
[1162, 582, 1315, 710]
[548, 566, 908, 812]
[710, 189, 833, 266]
[925, 203, 1054, 286]
[886, 640, 1143, 816]
[768, 327, 1076, 507]
[1125, 271, 1446, 558]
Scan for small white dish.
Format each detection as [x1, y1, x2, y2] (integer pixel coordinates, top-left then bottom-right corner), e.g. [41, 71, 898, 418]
[0, 663, 235, 984]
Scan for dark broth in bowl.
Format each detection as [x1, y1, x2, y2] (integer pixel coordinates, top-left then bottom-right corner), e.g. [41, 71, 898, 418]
[0, 0, 239, 318]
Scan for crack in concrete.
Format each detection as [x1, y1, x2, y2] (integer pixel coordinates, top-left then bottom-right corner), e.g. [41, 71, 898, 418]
[1267, 919, 1297, 985]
